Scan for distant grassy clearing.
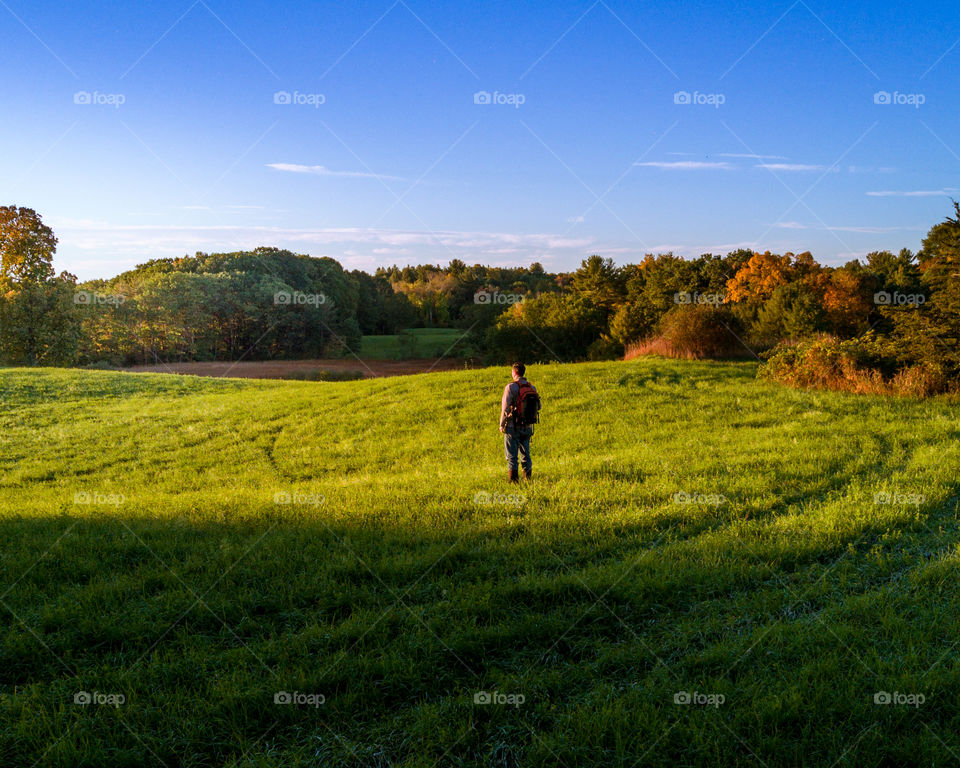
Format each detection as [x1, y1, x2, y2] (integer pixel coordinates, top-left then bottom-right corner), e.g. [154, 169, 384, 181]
[0, 359, 958, 766]
[359, 327, 471, 359]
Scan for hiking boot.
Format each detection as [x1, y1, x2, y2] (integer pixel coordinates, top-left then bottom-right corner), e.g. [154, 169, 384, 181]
[508, 469, 519, 483]
[523, 469, 532, 481]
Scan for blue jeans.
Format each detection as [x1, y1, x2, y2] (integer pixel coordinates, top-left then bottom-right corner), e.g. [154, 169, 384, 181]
[504, 430, 532, 474]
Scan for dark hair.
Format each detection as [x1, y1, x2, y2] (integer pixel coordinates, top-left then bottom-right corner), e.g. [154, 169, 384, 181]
[512, 362, 525, 377]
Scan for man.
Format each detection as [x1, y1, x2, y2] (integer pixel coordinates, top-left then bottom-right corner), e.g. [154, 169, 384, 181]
[499, 362, 539, 483]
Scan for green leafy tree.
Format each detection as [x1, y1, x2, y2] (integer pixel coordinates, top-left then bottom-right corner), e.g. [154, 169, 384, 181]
[0, 206, 79, 364]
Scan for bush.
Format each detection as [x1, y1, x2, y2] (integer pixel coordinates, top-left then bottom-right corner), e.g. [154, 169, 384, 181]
[759, 335, 954, 397]
[626, 304, 747, 359]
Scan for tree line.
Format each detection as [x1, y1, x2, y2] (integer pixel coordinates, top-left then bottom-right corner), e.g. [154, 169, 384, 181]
[1, 204, 957, 394]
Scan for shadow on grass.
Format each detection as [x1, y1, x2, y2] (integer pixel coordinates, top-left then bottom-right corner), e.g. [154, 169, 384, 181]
[1, 485, 959, 766]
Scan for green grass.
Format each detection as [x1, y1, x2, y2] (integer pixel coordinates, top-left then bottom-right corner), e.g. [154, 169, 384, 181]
[0, 358, 958, 766]
[360, 328, 470, 359]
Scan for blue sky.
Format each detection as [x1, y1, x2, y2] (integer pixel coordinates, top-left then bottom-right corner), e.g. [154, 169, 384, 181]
[2, 0, 958, 279]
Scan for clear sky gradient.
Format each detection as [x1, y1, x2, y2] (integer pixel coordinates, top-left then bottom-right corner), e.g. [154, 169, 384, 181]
[2, 0, 958, 279]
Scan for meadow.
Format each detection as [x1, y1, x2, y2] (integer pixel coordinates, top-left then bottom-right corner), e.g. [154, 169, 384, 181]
[359, 328, 472, 360]
[0, 358, 958, 766]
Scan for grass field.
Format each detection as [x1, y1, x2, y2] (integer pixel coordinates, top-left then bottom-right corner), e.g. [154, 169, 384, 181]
[1, 358, 958, 766]
[359, 328, 471, 360]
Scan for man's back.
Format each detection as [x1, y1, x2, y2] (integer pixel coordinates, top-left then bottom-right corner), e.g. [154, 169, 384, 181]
[500, 376, 537, 435]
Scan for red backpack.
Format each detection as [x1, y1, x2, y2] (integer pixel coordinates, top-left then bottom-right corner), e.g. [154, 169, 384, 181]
[513, 381, 541, 427]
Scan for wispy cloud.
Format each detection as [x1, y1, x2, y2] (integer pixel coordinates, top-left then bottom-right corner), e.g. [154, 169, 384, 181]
[866, 189, 957, 197]
[178, 204, 267, 212]
[773, 221, 925, 233]
[756, 163, 833, 172]
[718, 153, 788, 160]
[635, 160, 732, 170]
[266, 163, 408, 182]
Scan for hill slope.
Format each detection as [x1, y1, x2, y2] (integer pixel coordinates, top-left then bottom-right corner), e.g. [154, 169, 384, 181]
[1, 360, 958, 766]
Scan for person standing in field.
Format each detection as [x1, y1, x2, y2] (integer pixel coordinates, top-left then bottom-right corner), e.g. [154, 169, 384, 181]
[499, 362, 541, 483]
